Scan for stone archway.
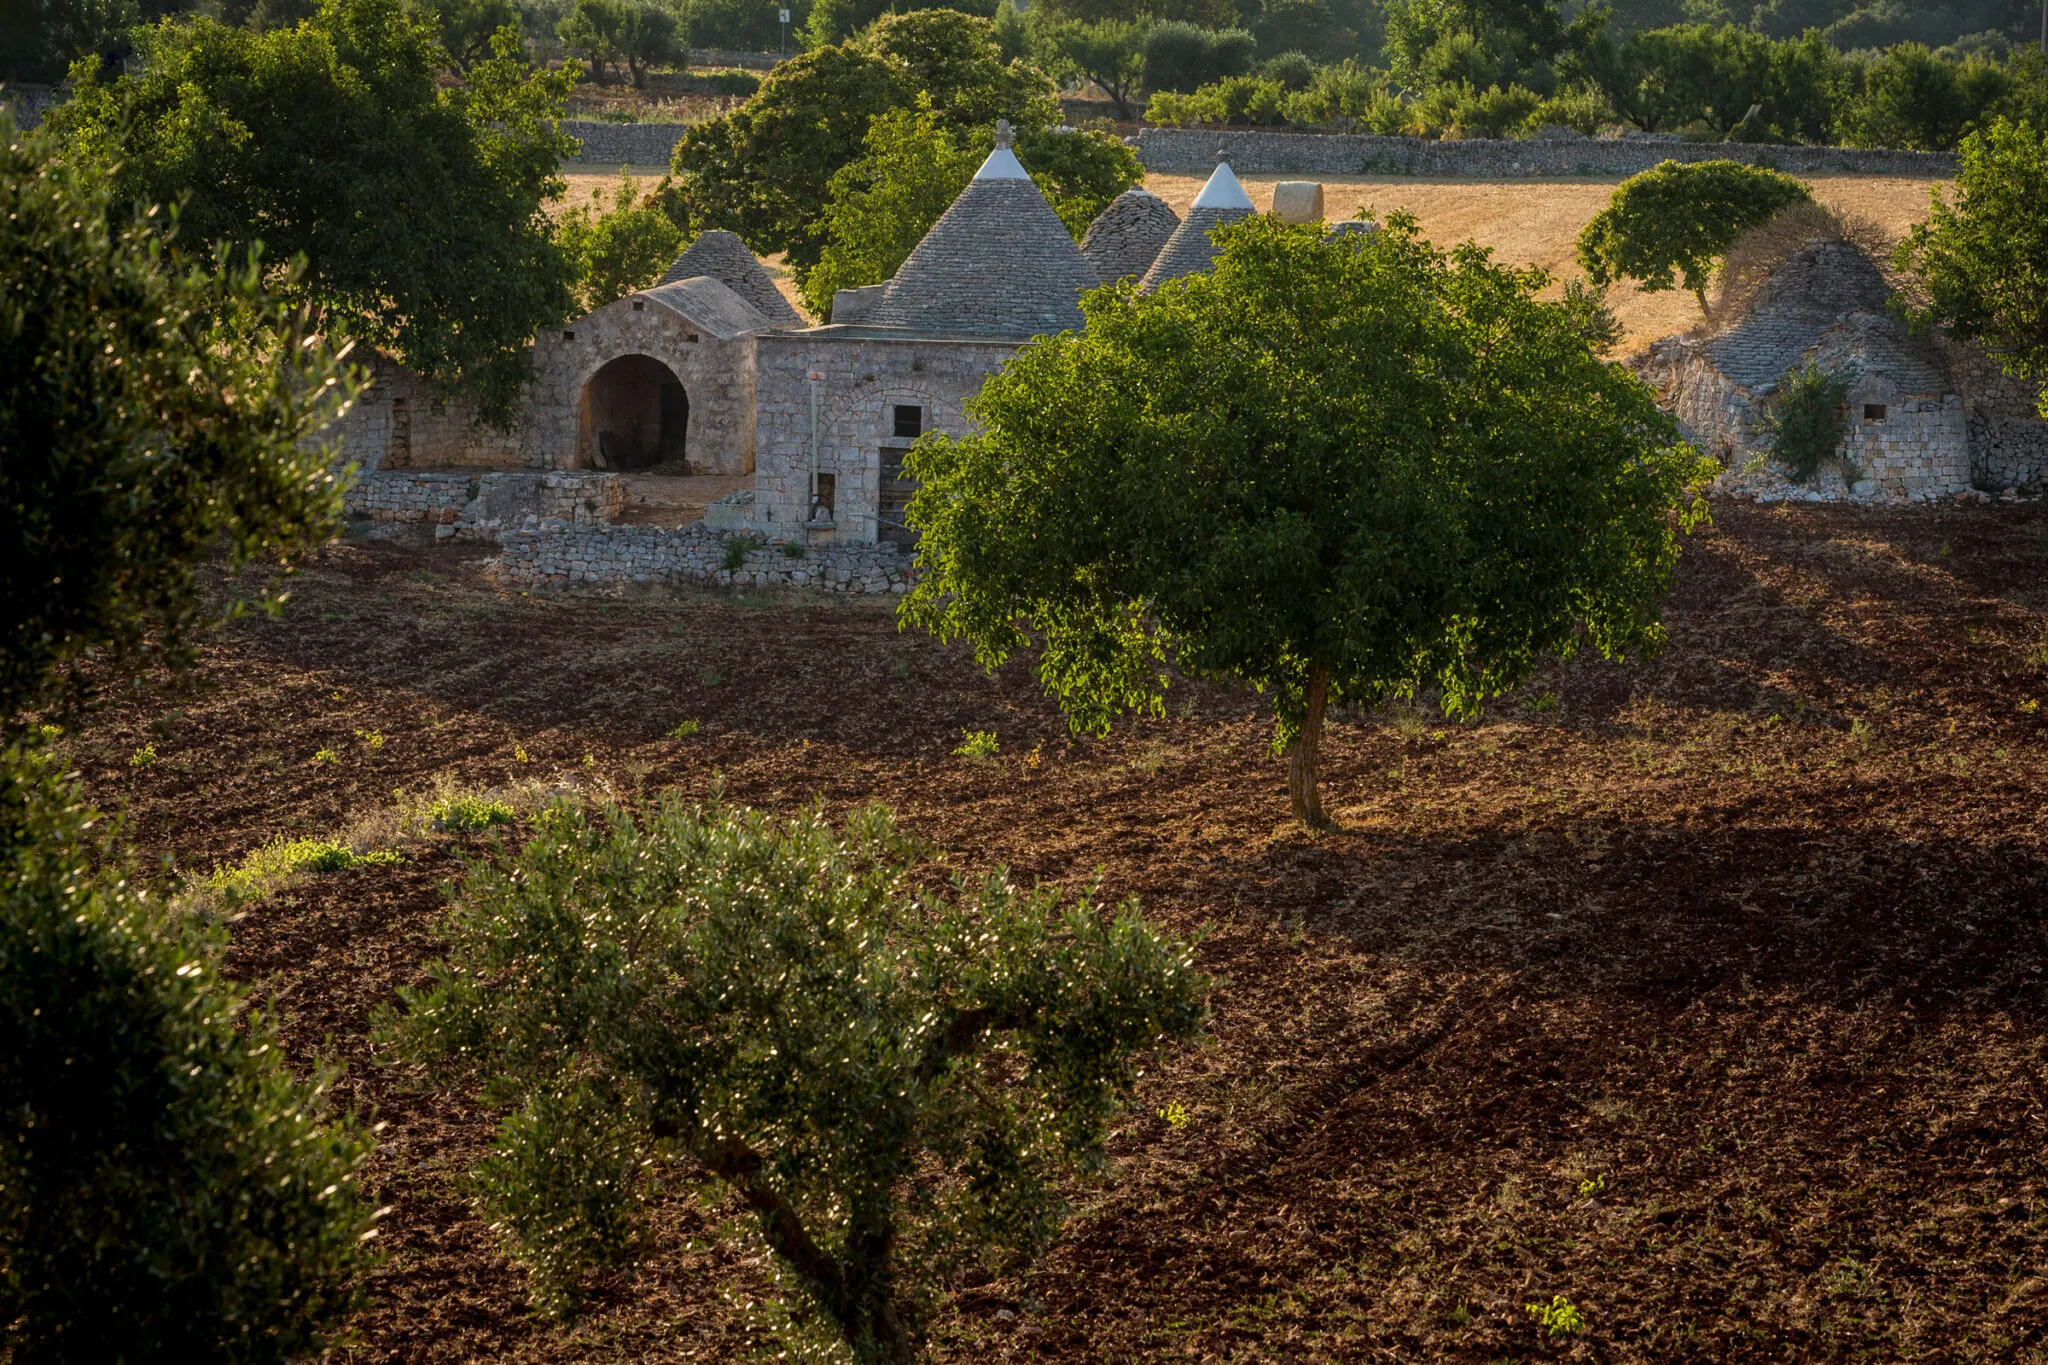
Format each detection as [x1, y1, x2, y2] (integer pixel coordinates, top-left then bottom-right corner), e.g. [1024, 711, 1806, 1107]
[578, 354, 689, 471]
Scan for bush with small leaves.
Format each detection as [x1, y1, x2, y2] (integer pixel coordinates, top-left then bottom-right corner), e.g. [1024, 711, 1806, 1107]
[1762, 360, 1857, 485]
[378, 796, 1207, 1364]
[0, 740, 375, 1361]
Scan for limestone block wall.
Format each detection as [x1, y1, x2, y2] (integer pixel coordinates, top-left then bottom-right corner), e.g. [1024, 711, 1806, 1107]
[344, 472, 478, 523]
[1133, 128, 1958, 178]
[752, 333, 1018, 542]
[1932, 334, 2048, 490]
[346, 470, 623, 529]
[485, 520, 911, 594]
[1838, 386, 1971, 500]
[561, 121, 688, 165]
[526, 296, 758, 475]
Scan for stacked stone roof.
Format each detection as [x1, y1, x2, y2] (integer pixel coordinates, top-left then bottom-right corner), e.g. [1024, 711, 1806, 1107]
[1707, 240, 1897, 390]
[864, 125, 1101, 338]
[656, 229, 803, 329]
[1080, 188, 1181, 285]
[1139, 157, 1256, 291]
[640, 276, 777, 342]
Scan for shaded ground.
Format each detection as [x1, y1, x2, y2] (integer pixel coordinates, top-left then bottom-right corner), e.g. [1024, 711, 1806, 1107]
[64, 499, 2048, 1363]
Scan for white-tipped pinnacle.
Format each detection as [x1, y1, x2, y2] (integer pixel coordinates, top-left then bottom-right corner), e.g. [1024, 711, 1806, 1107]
[1191, 155, 1254, 211]
[974, 118, 1030, 180]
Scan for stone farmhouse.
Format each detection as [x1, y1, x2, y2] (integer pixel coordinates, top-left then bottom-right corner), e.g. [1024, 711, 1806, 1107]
[1633, 238, 2048, 502]
[337, 128, 1289, 562]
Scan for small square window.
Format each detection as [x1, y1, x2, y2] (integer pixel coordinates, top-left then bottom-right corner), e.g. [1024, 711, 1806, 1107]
[687, 333, 700, 344]
[893, 404, 923, 439]
[1864, 403, 1887, 421]
[632, 300, 645, 312]
[562, 330, 576, 342]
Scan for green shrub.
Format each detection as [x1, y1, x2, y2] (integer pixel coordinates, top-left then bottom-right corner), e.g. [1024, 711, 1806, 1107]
[668, 718, 702, 738]
[427, 794, 519, 832]
[593, 108, 639, 122]
[378, 796, 1207, 1361]
[954, 728, 1000, 759]
[0, 740, 373, 1360]
[722, 536, 751, 571]
[207, 836, 404, 906]
[556, 172, 687, 313]
[705, 68, 761, 97]
[1763, 360, 1856, 484]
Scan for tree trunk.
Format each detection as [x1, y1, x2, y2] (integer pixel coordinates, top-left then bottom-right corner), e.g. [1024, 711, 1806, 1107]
[1285, 664, 1331, 828]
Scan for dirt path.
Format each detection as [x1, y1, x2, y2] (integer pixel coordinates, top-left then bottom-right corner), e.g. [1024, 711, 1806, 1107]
[64, 497, 2048, 1363]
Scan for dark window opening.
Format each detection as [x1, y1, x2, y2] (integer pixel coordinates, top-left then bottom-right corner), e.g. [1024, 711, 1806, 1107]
[562, 330, 576, 341]
[632, 300, 645, 312]
[811, 472, 837, 522]
[879, 446, 917, 548]
[687, 333, 700, 343]
[893, 405, 923, 439]
[390, 398, 411, 466]
[1864, 403, 1888, 421]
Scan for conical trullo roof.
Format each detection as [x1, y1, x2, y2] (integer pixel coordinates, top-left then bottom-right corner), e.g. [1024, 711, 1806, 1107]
[1080, 187, 1181, 285]
[656, 229, 802, 329]
[1139, 156, 1256, 292]
[864, 121, 1101, 338]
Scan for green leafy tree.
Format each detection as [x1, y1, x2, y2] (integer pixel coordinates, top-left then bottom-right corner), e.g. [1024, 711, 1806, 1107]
[558, 172, 688, 312]
[902, 216, 1712, 826]
[2, 121, 354, 714]
[1042, 16, 1149, 116]
[557, 0, 680, 86]
[1899, 119, 2048, 419]
[804, 102, 1140, 315]
[667, 11, 1056, 274]
[1, 119, 372, 1363]
[1141, 20, 1256, 92]
[1761, 360, 1856, 483]
[1836, 43, 2010, 151]
[51, 1, 581, 421]
[0, 0, 136, 82]
[414, 0, 519, 68]
[1576, 158, 1812, 308]
[379, 795, 1206, 1364]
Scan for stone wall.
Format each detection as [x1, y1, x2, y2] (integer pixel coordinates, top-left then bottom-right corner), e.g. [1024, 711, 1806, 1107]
[562, 121, 688, 165]
[485, 519, 912, 593]
[1133, 128, 1957, 178]
[1932, 334, 2048, 490]
[527, 293, 759, 474]
[323, 358, 529, 473]
[345, 470, 623, 530]
[750, 332, 1019, 541]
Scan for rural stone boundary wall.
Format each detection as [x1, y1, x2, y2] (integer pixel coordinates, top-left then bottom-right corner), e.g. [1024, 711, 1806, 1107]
[485, 519, 913, 594]
[1132, 128, 1957, 178]
[562, 120, 686, 164]
[561, 121, 1958, 176]
[344, 470, 623, 530]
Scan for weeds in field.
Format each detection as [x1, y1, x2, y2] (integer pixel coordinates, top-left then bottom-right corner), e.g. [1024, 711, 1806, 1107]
[312, 746, 341, 765]
[514, 743, 531, 763]
[954, 729, 999, 761]
[206, 836, 403, 907]
[722, 539, 750, 572]
[1528, 690, 1560, 713]
[1577, 1174, 1606, 1199]
[2020, 699, 2040, 716]
[1026, 741, 1043, 770]
[423, 793, 517, 832]
[1158, 1101, 1190, 1129]
[2023, 627, 2048, 673]
[129, 743, 157, 768]
[1442, 1301, 1472, 1329]
[356, 728, 385, 750]
[670, 719, 702, 738]
[1526, 1294, 1585, 1338]
[891, 658, 909, 678]
[699, 667, 725, 688]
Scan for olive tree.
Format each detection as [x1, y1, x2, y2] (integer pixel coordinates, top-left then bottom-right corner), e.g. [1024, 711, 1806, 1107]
[379, 795, 1206, 1364]
[1898, 119, 2048, 419]
[1, 119, 373, 1363]
[1576, 158, 1812, 309]
[902, 215, 1712, 827]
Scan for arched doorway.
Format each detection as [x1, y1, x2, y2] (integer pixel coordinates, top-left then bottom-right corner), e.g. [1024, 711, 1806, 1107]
[579, 354, 689, 471]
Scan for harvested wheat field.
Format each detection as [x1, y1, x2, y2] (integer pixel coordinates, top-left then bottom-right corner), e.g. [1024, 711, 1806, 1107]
[64, 498, 2048, 1362]
[1146, 172, 1953, 355]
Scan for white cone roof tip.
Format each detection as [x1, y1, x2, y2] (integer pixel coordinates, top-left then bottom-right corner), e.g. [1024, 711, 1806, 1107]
[1192, 158, 1254, 211]
[975, 117, 1031, 180]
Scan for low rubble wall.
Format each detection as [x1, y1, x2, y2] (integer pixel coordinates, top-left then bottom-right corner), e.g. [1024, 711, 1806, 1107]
[484, 520, 911, 594]
[344, 470, 623, 529]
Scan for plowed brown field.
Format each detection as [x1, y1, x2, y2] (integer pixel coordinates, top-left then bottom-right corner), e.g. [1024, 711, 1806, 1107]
[66, 498, 2048, 1363]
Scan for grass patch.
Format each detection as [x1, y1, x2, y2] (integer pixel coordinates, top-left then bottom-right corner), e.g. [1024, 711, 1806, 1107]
[207, 837, 403, 907]
[954, 729, 999, 761]
[670, 718, 702, 738]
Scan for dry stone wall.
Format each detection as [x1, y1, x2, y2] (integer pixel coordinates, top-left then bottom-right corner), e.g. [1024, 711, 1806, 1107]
[345, 470, 623, 531]
[485, 520, 912, 594]
[1133, 128, 1957, 178]
[563, 121, 688, 164]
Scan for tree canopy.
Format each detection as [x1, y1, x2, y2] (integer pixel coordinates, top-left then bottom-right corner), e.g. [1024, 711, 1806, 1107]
[1899, 118, 2048, 419]
[380, 795, 1205, 1364]
[902, 216, 1712, 826]
[1575, 158, 1813, 308]
[557, 172, 687, 313]
[50, 0, 581, 420]
[665, 10, 1056, 276]
[2, 119, 353, 716]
